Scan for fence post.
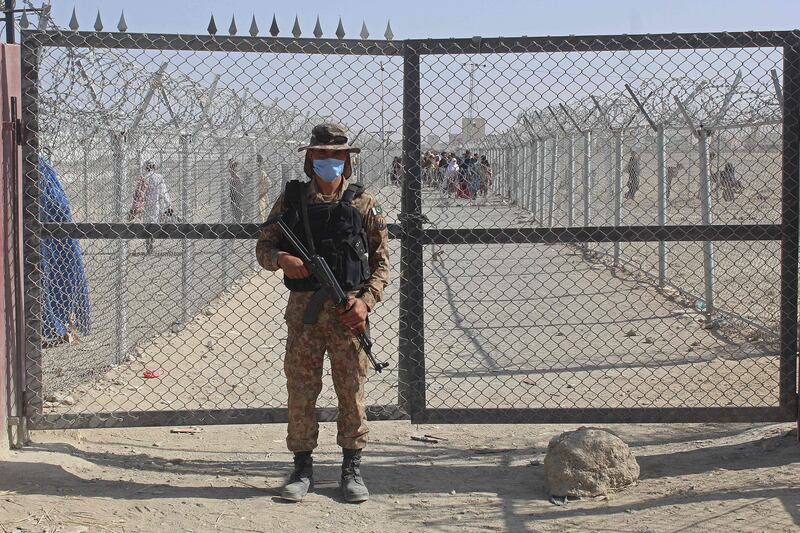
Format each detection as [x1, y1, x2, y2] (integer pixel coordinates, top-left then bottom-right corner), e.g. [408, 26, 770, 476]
[567, 134, 575, 226]
[538, 139, 546, 222]
[82, 142, 89, 220]
[531, 140, 538, 220]
[548, 134, 558, 227]
[583, 131, 593, 227]
[518, 144, 525, 209]
[398, 42, 425, 419]
[656, 126, 668, 288]
[179, 132, 192, 324]
[506, 146, 512, 200]
[512, 145, 519, 205]
[697, 128, 715, 316]
[613, 130, 622, 265]
[111, 131, 129, 363]
[779, 44, 799, 418]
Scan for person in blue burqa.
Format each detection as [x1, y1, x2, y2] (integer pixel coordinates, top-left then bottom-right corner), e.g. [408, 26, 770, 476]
[38, 156, 91, 347]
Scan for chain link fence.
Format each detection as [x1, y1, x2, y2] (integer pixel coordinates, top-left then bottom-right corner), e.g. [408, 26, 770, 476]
[19, 29, 800, 428]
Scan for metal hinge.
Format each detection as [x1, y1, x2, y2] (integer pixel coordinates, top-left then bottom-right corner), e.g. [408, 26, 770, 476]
[14, 118, 22, 146]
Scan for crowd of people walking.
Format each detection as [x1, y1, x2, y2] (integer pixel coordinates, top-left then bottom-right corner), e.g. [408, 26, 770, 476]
[389, 150, 494, 204]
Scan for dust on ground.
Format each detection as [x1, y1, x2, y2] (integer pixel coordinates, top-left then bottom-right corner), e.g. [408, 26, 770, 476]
[1, 421, 798, 532]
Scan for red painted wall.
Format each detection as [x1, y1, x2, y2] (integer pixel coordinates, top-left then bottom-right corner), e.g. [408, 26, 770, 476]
[1, 44, 21, 450]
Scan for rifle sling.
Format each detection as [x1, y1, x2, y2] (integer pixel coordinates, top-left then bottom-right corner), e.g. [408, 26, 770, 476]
[298, 181, 316, 255]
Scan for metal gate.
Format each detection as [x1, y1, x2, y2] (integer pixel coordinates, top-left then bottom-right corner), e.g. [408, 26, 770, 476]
[18, 27, 800, 430]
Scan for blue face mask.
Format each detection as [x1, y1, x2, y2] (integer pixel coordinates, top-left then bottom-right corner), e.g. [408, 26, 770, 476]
[313, 158, 345, 182]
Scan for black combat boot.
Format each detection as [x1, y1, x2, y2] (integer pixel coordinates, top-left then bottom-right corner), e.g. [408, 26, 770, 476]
[280, 451, 313, 502]
[341, 448, 369, 503]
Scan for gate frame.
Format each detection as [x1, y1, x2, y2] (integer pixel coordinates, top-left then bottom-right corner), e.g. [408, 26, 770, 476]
[399, 32, 800, 424]
[18, 29, 800, 430]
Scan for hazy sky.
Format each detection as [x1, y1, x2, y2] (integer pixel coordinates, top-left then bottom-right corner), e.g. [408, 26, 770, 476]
[45, 0, 800, 39]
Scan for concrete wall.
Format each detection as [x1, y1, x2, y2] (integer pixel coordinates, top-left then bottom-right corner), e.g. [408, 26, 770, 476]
[1, 44, 21, 451]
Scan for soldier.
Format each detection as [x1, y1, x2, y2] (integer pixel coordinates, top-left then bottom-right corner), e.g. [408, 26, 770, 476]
[256, 123, 390, 503]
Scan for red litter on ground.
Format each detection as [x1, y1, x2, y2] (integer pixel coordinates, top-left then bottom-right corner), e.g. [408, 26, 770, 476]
[143, 370, 161, 379]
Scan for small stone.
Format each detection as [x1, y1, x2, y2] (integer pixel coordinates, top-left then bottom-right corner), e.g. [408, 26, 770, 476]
[204, 340, 215, 349]
[643, 337, 654, 344]
[43, 401, 59, 408]
[46, 392, 65, 403]
[171, 323, 183, 334]
[449, 490, 456, 495]
[624, 329, 637, 337]
[169, 458, 185, 465]
[530, 458, 542, 466]
[61, 396, 76, 406]
[152, 442, 161, 447]
[687, 347, 694, 353]
[203, 307, 216, 316]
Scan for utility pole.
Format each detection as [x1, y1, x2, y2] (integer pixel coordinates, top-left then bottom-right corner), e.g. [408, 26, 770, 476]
[465, 61, 486, 123]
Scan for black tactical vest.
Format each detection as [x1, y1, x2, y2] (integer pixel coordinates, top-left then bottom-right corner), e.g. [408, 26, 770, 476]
[279, 180, 371, 292]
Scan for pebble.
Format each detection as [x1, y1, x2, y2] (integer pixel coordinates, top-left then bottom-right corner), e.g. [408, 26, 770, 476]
[624, 329, 637, 337]
[643, 337, 654, 344]
[449, 490, 456, 495]
[171, 323, 183, 334]
[46, 392, 65, 403]
[61, 396, 76, 406]
[204, 340, 215, 349]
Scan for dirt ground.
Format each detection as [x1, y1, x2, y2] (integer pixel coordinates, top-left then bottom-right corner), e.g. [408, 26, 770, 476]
[1, 421, 798, 532]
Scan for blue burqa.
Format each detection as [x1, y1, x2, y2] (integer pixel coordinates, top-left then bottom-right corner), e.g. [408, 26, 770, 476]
[38, 157, 91, 341]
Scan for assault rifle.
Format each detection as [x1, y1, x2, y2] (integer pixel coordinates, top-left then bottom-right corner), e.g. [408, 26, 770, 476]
[264, 213, 389, 373]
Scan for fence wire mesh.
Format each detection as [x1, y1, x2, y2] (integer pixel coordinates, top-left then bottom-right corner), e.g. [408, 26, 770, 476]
[19, 29, 800, 428]
[22, 31, 405, 427]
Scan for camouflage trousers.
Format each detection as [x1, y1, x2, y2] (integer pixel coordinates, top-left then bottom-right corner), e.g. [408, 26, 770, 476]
[284, 291, 369, 452]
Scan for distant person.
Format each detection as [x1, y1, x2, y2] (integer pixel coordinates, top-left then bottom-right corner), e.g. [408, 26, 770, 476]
[228, 158, 245, 222]
[709, 152, 742, 202]
[390, 156, 403, 185]
[128, 161, 173, 254]
[624, 150, 641, 200]
[665, 163, 684, 202]
[479, 155, 493, 199]
[256, 154, 272, 220]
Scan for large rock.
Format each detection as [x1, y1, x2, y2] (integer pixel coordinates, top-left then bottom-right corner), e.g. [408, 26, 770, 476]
[544, 427, 640, 497]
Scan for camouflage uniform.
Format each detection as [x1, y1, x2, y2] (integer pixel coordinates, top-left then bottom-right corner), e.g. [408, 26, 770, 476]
[256, 178, 390, 452]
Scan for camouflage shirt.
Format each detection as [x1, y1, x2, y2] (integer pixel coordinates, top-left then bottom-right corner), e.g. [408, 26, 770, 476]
[256, 178, 390, 310]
